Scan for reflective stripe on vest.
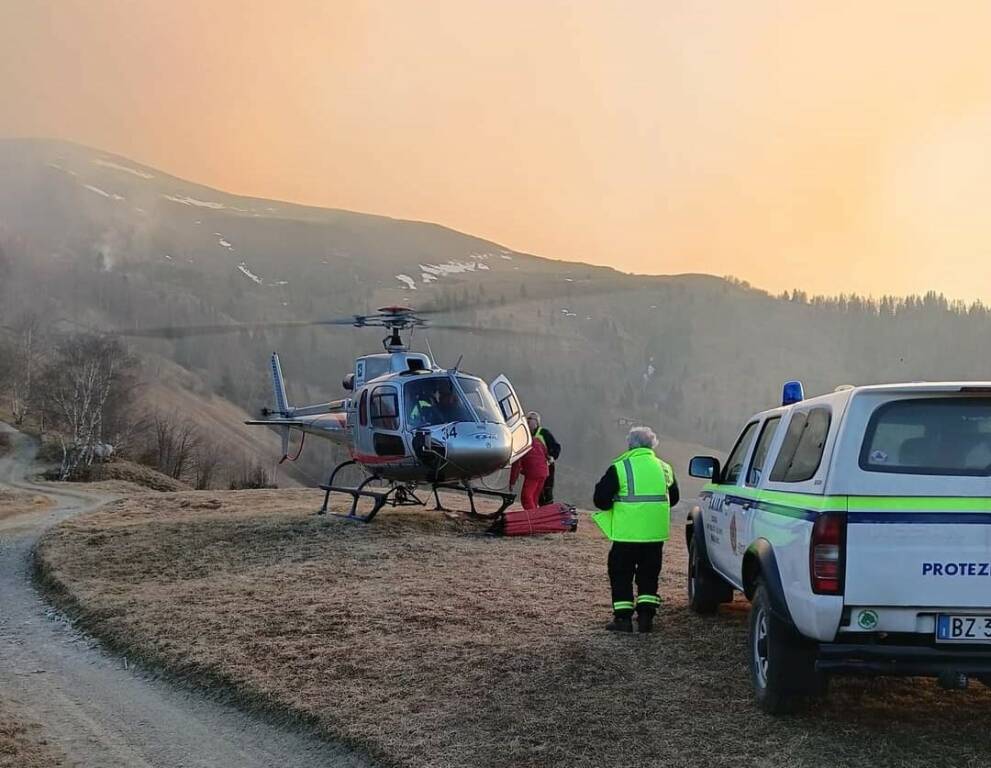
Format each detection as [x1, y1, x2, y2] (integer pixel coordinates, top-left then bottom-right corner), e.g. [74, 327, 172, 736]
[616, 458, 667, 502]
[534, 429, 547, 447]
[593, 447, 672, 542]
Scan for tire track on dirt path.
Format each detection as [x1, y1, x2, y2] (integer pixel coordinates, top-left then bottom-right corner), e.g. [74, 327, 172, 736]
[0, 422, 371, 768]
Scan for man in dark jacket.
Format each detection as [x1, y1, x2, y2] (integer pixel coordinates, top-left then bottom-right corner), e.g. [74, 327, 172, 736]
[526, 411, 561, 505]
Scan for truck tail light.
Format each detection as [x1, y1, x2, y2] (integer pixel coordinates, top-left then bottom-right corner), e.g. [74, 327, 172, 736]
[810, 513, 846, 595]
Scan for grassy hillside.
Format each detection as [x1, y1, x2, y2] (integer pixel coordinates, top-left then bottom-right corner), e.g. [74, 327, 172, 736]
[5, 138, 991, 502]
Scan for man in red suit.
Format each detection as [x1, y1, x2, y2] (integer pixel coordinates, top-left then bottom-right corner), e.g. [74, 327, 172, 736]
[509, 424, 550, 509]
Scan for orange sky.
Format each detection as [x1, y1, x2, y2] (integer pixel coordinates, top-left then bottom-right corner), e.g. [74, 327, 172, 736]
[3, 1, 991, 300]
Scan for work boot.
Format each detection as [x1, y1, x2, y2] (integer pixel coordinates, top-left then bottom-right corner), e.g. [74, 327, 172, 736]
[606, 614, 634, 633]
[637, 612, 655, 634]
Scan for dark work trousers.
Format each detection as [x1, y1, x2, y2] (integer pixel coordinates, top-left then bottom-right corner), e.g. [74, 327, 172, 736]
[608, 541, 664, 616]
[538, 462, 555, 505]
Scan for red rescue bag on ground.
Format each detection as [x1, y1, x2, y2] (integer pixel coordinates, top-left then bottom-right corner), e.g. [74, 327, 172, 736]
[495, 502, 578, 537]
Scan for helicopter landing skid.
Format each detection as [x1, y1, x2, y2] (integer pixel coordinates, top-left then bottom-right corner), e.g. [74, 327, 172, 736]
[431, 481, 516, 520]
[318, 463, 424, 523]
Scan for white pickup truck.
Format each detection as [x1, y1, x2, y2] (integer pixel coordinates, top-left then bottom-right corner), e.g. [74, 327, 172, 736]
[686, 381, 991, 713]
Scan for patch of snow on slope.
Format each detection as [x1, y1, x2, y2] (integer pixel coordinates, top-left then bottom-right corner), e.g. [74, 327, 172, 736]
[237, 263, 263, 284]
[396, 274, 417, 290]
[218, 237, 233, 250]
[84, 184, 124, 200]
[421, 273, 437, 283]
[419, 259, 480, 277]
[94, 159, 154, 179]
[45, 163, 79, 176]
[271, 280, 289, 286]
[47, 162, 78, 176]
[163, 194, 225, 209]
[500, 254, 513, 260]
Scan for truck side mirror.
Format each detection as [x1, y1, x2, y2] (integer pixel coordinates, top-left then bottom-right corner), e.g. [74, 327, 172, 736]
[689, 456, 720, 480]
[342, 373, 355, 391]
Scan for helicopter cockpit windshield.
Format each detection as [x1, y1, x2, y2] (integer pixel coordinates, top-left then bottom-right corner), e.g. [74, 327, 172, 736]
[404, 375, 503, 428]
[455, 375, 503, 424]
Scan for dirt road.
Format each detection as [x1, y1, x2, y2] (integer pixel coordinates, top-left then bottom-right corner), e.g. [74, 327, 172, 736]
[0, 423, 369, 768]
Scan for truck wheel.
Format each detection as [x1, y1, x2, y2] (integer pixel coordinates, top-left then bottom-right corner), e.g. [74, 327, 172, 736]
[748, 581, 825, 714]
[687, 527, 725, 614]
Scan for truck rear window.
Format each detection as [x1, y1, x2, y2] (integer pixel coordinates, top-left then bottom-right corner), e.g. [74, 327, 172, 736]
[860, 397, 991, 476]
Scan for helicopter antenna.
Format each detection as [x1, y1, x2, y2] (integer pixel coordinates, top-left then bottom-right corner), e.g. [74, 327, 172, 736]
[452, 354, 463, 372]
[424, 335, 436, 365]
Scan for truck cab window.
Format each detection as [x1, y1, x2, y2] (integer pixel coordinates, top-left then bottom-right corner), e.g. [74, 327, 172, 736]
[722, 422, 758, 485]
[746, 417, 781, 487]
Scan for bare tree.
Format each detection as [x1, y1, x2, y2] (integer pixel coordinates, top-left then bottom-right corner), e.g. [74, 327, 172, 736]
[194, 440, 223, 490]
[0, 336, 12, 396]
[150, 411, 201, 480]
[39, 334, 136, 480]
[228, 455, 274, 490]
[9, 313, 45, 426]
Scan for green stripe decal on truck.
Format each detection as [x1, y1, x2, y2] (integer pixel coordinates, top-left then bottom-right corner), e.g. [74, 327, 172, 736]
[702, 484, 991, 517]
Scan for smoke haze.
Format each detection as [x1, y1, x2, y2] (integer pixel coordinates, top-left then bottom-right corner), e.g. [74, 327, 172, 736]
[3, 1, 991, 299]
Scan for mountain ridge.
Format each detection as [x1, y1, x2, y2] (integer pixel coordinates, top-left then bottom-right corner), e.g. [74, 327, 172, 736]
[6, 137, 990, 504]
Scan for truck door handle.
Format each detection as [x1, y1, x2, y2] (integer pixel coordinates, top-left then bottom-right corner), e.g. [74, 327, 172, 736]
[741, 502, 753, 511]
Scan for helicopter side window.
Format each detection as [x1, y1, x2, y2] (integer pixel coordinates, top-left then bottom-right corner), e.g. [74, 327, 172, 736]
[491, 380, 521, 423]
[358, 390, 368, 427]
[370, 386, 400, 431]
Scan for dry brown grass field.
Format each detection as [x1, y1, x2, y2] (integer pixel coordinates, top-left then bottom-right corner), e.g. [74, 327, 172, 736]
[0, 701, 64, 768]
[36, 490, 991, 768]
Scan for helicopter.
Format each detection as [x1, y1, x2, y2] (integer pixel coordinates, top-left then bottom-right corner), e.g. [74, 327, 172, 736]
[240, 306, 534, 522]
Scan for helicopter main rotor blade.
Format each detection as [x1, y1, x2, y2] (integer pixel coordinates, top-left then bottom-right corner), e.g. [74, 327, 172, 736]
[118, 316, 360, 339]
[415, 276, 648, 318]
[422, 322, 565, 338]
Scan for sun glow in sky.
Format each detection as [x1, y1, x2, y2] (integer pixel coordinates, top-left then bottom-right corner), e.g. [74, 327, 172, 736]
[3, 1, 991, 300]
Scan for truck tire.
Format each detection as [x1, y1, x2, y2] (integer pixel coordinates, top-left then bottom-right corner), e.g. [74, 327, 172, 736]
[687, 526, 726, 615]
[748, 580, 826, 714]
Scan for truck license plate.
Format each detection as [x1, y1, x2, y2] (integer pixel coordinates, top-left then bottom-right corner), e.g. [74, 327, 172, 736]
[936, 615, 991, 643]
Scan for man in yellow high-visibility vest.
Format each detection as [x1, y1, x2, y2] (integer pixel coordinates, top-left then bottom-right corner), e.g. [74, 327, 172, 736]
[592, 426, 679, 634]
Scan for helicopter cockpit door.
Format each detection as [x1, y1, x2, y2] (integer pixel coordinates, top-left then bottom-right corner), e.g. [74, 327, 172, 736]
[489, 374, 532, 463]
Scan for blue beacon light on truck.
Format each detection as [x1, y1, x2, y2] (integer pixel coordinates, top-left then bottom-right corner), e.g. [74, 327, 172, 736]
[782, 380, 805, 406]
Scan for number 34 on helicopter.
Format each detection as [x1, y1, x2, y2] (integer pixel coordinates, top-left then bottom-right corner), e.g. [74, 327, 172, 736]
[239, 306, 534, 522]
